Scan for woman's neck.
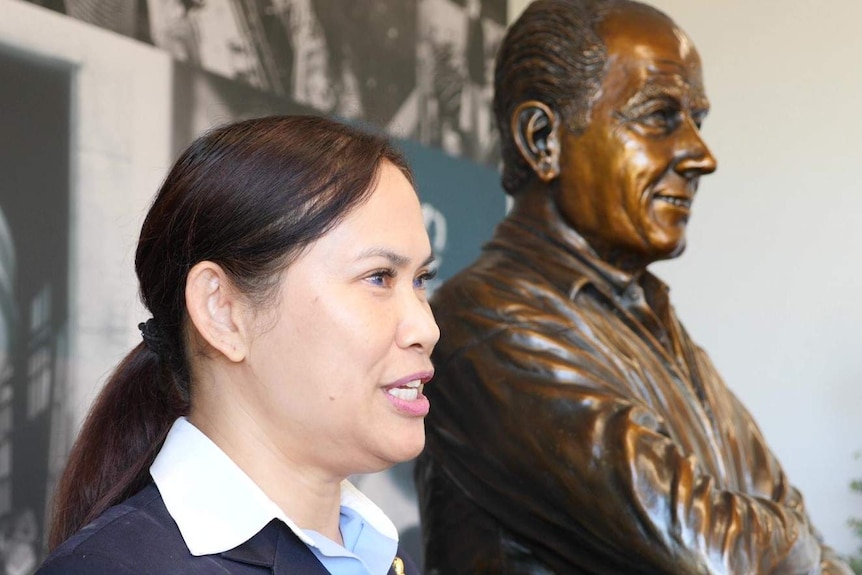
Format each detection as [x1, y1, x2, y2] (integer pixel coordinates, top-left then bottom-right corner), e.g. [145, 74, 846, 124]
[188, 399, 345, 545]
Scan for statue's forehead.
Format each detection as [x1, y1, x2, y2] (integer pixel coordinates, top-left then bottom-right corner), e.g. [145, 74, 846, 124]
[600, 7, 698, 61]
[596, 6, 707, 102]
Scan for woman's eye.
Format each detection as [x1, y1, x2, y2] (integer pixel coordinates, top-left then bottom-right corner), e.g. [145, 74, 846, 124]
[367, 269, 394, 287]
[414, 269, 438, 290]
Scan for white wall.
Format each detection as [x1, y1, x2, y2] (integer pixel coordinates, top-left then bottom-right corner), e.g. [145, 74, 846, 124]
[509, 0, 862, 556]
[0, 0, 174, 432]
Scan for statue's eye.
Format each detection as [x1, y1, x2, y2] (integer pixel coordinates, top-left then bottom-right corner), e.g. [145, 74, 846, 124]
[692, 110, 708, 130]
[638, 107, 682, 132]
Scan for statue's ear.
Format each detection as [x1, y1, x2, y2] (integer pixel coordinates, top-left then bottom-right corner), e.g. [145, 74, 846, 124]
[511, 100, 561, 182]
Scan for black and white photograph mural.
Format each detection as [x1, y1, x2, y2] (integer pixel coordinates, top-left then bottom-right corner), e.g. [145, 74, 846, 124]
[416, 0, 504, 162]
[27, 0, 505, 166]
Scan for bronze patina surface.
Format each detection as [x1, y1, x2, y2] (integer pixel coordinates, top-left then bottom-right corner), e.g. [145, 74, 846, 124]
[415, 1, 851, 573]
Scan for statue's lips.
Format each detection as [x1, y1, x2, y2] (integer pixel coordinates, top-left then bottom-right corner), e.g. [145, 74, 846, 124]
[653, 194, 692, 210]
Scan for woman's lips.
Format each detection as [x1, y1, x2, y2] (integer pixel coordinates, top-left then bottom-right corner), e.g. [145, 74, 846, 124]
[384, 372, 433, 416]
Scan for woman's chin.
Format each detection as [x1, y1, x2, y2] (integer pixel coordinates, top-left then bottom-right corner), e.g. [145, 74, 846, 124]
[371, 427, 427, 472]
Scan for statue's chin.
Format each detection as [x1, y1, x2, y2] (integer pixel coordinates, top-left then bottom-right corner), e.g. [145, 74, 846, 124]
[641, 236, 687, 267]
[662, 239, 687, 261]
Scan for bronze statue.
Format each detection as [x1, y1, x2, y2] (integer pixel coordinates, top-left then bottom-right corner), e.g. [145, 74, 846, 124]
[415, 1, 852, 573]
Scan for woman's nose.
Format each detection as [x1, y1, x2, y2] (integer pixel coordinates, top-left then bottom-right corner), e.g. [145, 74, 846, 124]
[396, 292, 440, 354]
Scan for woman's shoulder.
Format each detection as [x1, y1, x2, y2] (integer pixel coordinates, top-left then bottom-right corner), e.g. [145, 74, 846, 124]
[36, 483, 195, 574]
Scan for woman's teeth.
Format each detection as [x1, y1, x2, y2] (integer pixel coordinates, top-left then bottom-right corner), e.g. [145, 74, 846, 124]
[387, 380, 424, 400]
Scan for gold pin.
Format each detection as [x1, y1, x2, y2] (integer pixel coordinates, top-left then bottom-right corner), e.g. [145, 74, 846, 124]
[392, 556, 405, 575]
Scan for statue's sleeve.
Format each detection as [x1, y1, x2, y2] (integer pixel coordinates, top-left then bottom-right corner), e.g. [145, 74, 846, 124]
[818, 545, 853, 575]
[716, 362, 854, 575]
[427, 303, 829, 575]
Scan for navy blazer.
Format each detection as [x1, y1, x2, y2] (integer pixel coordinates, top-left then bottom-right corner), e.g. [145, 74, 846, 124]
[38, 483, 420, 575]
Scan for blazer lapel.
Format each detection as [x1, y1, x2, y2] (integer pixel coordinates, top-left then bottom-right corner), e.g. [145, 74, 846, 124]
[272, 524, 330, 575]
[221, 520, 415, 575]
[219, 520, 328, 575]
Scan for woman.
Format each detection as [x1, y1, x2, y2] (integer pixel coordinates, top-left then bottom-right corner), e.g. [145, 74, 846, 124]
[38, 115, 438, 575]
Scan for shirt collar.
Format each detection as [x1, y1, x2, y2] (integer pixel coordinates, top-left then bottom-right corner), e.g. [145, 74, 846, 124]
[490, 203, 670, 307]
[487, 204, 676, 350]
[150, 417, 398, 557]
[497, 201, 635, 293]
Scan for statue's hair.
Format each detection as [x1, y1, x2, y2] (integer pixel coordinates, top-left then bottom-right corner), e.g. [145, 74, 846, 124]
[494, 0, 627, 195]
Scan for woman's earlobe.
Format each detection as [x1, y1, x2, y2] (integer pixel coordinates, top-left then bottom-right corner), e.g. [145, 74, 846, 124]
[511, 100, 561, 182]
[185, 261, 248, 363]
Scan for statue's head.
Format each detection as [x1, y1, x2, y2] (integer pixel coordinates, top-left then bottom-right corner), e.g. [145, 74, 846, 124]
[495, 0, 717, 268]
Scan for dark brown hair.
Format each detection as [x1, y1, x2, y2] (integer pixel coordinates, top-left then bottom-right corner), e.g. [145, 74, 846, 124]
[48, 115, 412, 549]
[494, 0, 619, 195]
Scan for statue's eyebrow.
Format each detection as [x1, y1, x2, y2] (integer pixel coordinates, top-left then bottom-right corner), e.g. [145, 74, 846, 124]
[621, 82, 685, 110]
[622, 78, 709, 114]
[690, 95, 711, 113]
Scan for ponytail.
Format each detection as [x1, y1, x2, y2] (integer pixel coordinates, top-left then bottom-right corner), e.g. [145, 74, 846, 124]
[48, 343, 188, 549]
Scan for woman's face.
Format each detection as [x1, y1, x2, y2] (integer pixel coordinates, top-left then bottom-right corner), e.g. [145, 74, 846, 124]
[243, 161, 439, 477]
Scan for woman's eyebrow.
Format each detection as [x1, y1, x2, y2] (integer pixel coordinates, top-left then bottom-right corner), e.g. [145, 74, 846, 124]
[355, 248, 410, 267]
[355, 248, 436, 268]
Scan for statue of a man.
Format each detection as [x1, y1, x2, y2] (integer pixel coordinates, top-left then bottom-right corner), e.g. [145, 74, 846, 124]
[415, 1, 851, 573]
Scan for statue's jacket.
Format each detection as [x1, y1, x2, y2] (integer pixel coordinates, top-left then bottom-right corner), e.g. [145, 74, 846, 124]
[417, 209, 847, 575]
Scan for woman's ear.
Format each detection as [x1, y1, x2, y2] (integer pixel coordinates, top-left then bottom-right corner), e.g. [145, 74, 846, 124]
[511, 100, 561, 182]
[185, 261, 248, 363]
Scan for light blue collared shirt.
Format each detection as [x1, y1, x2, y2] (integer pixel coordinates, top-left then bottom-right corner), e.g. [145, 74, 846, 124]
[150, 417, 399, 575]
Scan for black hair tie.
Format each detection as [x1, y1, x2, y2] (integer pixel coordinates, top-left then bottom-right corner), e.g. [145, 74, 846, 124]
[138, 318, 168, 358]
